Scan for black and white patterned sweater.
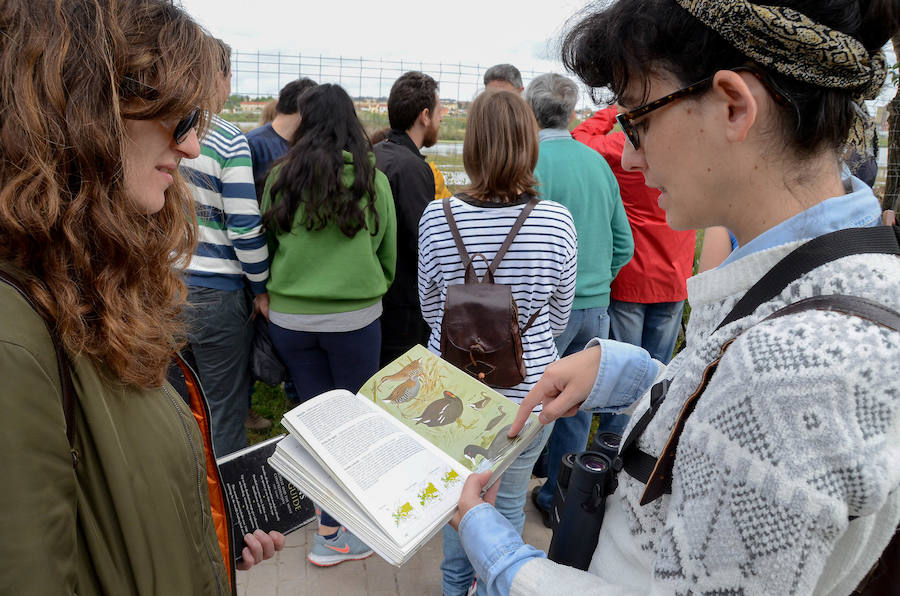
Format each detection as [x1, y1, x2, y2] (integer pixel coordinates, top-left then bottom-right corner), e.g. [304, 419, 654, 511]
[512, 239, 900, 596]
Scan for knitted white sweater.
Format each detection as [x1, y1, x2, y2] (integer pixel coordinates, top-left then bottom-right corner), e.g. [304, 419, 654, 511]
[513, 240, 900, 595]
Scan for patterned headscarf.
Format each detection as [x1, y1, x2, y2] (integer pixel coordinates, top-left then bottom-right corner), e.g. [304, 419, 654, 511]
[676, 0, 886, 154]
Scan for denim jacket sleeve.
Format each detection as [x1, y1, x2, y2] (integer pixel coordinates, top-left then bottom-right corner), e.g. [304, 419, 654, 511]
[458, 503, 545, 596]
[580, 338, 664, 413]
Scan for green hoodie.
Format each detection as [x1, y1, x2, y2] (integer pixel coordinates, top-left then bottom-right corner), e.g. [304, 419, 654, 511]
[261, 151, 397, 315]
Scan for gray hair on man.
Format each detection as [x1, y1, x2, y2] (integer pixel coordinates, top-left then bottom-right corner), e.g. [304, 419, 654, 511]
[483, 63, 523, 89]
[525, 73, 579, 130]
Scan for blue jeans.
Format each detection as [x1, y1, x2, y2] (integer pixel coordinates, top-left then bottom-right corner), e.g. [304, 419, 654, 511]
[267, 319, 381, 403]
[184, 286, 253, 458]
[441, 423, 553, 596]
[268, 319, 381, 527]
[535, 307, 609, 511]
[607, 299, 684, 364]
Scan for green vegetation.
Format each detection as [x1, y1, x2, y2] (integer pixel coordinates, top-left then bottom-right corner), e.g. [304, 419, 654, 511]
[356, 110, 468, 141]
[247, 381, 291, 445]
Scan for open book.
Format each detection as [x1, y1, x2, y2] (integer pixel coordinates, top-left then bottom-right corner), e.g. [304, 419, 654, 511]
[268, 345, 542, 566]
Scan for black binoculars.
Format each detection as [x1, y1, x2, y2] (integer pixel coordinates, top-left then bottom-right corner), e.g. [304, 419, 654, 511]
[547, 432, 621, 570]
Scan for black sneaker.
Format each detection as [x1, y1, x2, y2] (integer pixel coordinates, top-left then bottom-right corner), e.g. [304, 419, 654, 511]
[530, 485, 551, 529]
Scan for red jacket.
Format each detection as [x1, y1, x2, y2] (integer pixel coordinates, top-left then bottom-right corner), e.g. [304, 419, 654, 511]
[572, 107, 695, 303]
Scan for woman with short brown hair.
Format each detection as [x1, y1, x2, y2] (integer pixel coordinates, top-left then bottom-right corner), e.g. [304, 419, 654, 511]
[418, 89, 578, 596]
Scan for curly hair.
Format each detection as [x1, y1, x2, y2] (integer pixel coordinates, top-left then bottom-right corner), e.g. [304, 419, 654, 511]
[0, 0, 219, 387]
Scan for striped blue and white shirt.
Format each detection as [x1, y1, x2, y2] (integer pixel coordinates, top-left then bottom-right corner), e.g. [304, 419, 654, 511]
[418, 197, 577, 407]
[180, 114, 269, 295]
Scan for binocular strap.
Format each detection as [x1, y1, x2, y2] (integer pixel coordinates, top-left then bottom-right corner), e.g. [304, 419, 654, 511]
[619, 294, 900, 506]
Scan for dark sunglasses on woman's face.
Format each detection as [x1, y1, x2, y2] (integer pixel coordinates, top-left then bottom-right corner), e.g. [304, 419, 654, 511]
[615, 65, 794, 150]
[171, 108, 201, 145]
[120, 76, 201, 144]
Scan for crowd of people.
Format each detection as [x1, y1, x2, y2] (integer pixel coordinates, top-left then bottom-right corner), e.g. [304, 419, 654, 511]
[1, 0, 898, 595]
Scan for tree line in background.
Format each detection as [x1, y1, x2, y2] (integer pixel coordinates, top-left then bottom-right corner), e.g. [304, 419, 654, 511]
[224, 49, 900, 213]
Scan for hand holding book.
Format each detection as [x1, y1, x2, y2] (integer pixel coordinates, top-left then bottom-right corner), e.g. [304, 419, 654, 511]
[448, 470, 500, 531]
[268, 345, 542, 565]
[235, 529, 286, 570]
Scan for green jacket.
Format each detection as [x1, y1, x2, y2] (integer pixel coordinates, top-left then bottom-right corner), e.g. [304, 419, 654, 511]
[0, 276, 231, 595]
[261, 151, 397, 315]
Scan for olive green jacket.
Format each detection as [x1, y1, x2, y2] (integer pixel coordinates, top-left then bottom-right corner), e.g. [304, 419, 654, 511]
[0, 278, 231, 595]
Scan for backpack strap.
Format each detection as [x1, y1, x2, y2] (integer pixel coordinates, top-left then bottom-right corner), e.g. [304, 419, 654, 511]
[442, 195, 540, 276]
[442, 195, 544, 331]
[620, 294, 899, 505]
[0, 269, 79, 469]
[488, 196, 539, 275]
[714, 225, 899, 332]
[442, 197, 470, 267]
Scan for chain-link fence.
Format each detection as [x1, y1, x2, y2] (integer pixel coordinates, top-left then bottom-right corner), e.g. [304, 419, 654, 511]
[230, 50, 598, 107]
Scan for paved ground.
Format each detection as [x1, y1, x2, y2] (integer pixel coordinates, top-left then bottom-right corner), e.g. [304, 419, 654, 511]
[236, 478, 552, 595]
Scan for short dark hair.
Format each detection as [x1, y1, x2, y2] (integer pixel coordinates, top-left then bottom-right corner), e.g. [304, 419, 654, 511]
[276, 78, 317, 115]
[387, 71, 439, 132]
[483, 64, 522, 89]
[561, 0, 899, 157]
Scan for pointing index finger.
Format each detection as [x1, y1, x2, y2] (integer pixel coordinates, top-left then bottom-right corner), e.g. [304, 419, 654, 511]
[508, 377, 556, 437]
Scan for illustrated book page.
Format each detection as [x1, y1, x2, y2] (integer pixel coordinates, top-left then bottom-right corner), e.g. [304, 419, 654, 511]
[359, 345, 542, 479]
[277, 388, 468, 550]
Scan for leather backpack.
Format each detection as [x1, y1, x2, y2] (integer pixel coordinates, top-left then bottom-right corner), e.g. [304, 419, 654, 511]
[439, 196, 542, 388]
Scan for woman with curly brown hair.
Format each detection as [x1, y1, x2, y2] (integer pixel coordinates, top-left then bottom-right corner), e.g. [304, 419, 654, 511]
[0, 0, 281, 593]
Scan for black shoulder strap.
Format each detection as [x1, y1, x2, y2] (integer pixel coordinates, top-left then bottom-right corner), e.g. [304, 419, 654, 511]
[620, 294, 900, 504]
[715, 225, 899, 332]
[0, 270, 79, 468]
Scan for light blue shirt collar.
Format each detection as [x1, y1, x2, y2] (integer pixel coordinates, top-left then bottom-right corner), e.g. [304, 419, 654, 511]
[721, 175, 882, 267]
[538, 128, 572, 142]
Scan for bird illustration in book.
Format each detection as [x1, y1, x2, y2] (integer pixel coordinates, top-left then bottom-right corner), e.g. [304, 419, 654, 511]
[463, 424, 515, 467]
[376, 358, 423, 392]
[467, 392, 492, 410]
[413, 390, 470, 428]
[484, 405, 505, 431]
[385, 375, 422, 405]
[378, 358, 424, 404]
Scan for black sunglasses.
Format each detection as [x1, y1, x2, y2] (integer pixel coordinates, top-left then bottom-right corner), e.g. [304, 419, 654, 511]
[171, 108, 201, 145]
[121, 76, 201, 145]
[615, 66, 794, 150]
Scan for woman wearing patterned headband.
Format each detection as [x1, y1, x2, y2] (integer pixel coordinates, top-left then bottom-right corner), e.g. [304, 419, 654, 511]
[447, 1, 900, 595]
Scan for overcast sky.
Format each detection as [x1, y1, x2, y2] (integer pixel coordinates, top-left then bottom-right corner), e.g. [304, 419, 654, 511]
[179, 0, 587, 70]
[178, 0, 896, 107]
[178, 0, 599, 102]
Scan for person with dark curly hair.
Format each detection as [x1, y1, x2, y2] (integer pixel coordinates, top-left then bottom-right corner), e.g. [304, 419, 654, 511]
[450, 1, 900, 594]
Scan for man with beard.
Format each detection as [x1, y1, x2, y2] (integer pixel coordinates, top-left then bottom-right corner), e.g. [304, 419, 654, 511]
[374, 71, 443, 365]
